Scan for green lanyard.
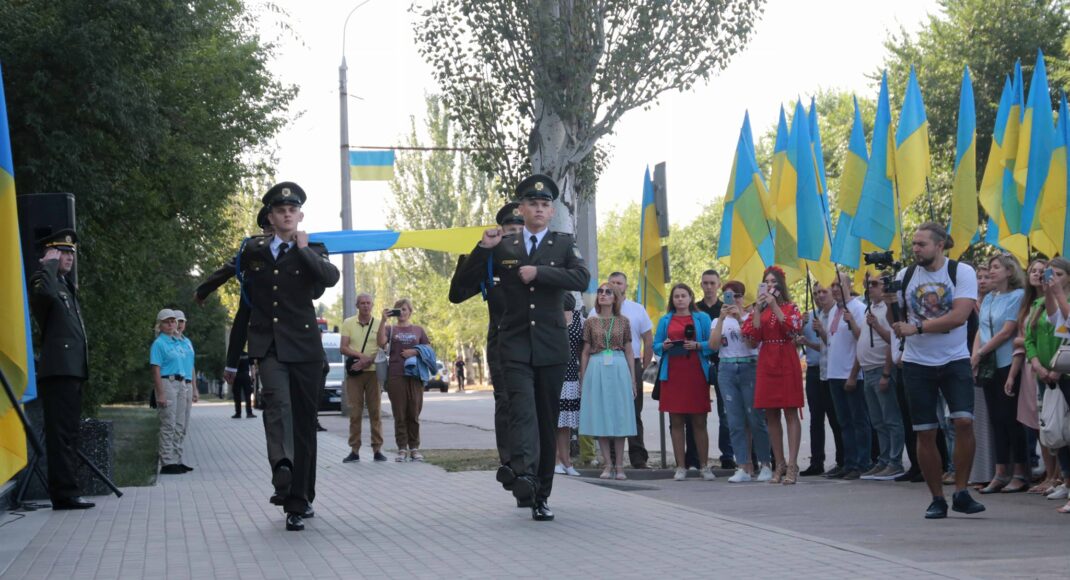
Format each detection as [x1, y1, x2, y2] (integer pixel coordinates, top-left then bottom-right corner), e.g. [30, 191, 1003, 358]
[603, 316, 615, 355]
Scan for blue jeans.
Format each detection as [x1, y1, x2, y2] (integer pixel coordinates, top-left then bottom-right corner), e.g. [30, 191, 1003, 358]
[862, 368, 904, 470]
[829, 378, 872, 472]
[719, 361, 770, 465]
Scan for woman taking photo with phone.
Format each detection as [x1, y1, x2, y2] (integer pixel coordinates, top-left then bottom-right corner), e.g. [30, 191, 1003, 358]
[653, 283, 715, 481]
[377, 299, 431, 462]
[742, 266, 804, 484]
[578, 284, 636, 480]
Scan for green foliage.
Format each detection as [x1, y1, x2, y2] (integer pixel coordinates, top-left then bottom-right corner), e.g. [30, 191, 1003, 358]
[0, 0, 295, 409]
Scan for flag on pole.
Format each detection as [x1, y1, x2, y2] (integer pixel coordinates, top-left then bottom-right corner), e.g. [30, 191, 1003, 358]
[0, 63, 35, 485]
[773, 102, 803, 281]
[717, 112, 773, 303]
[1017, 50, 1057, 256]
[979, 72, 1028, 264]
[852, 72, 900, 251]
[895, 66, 931, 211]
[806, 99, 836, 285]
[796, 100, 835, 285]
[831, 97, 871, 269]
[949, 66, 977, 259]
[638, 168, 669, 322]
[766, 106, 789, 220]
[1037, 92, 1069, 256]
[349, 150, 396, 181]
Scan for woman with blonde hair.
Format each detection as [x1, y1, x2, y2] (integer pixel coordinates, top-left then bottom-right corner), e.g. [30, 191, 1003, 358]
[150, 309, 191, 475]
[378, 298, 431, 462]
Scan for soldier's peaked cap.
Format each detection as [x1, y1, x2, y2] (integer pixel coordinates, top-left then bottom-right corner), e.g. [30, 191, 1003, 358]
[514, 174, 559, 201]
[38, 228, 78, 252]
[262, 182, 307, 207]
[495, 202, 524, 226]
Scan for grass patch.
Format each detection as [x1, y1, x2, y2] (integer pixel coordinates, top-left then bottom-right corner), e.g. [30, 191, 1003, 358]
[419, 449, 501, 472]
[97, 406, 159, 487]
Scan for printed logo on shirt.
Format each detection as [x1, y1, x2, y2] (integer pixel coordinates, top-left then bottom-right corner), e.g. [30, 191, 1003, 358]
[395, 331, 421, 343]
[910, 282, 952, 320]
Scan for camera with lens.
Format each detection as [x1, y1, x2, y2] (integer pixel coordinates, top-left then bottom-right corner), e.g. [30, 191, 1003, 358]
[863, 250, 904, 293]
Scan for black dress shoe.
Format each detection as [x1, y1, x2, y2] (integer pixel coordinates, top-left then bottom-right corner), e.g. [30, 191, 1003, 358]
[52, 497, 95, 510]
[270, 493, 285, 506]
[160, 464, 185, 474]
[273, 464, 292, 490]
[925, 497, 948, 519]
[179, 464, 194, 472]
[373, 451, 388, 462]
[952, 490, 986, 515]
[894, 468, 920, 482]
[496, 465, 517, 489]
[286, 514, 304, 531]
[720, 459, 738, 470]
[246, 412, 257, 418]
[511, 475, 537, 501]
[343, 452, 360, 463]
[799, 465, 825, 477]
[531, 500, 554, 521]
[231, 413, 242, 419]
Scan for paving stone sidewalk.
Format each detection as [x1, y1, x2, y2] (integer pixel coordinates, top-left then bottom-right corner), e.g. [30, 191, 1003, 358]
[0, 405, 971, 579]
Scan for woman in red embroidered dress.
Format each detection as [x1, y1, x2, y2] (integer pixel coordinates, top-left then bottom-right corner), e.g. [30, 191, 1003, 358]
[742, 266, 804, 484]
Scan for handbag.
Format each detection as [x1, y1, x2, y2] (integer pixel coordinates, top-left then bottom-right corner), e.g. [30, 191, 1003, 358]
[976, 307, 999, 382]
[1050, 339, 1070, 374]
[650, 358, 663, 401]
[375, 325, 392, 386]
[1039, 383, 1070, 448]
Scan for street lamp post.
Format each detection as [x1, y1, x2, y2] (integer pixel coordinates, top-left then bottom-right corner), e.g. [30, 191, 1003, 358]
[339, 0, 373, 321]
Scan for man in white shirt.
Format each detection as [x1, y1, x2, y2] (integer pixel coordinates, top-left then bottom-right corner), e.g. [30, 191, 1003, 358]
[608, 272, 654, 469]
[825, 273, 871, 480]
[800, 283, 844, 477]
[885, 222, 985, 519]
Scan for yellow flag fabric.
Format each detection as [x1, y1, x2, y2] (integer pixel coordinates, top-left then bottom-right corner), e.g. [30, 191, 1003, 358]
[638, 169, 668, 322]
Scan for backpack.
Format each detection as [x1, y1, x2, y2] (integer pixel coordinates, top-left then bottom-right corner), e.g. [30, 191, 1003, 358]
[900, 259, 979, 346]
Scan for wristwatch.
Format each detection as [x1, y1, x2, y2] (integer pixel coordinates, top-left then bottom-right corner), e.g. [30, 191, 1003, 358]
[915, 320, 924, 335]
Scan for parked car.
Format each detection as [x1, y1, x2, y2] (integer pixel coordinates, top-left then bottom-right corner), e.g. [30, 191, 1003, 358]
[425, 360, 449, 393]
[320, 362, 345, 412]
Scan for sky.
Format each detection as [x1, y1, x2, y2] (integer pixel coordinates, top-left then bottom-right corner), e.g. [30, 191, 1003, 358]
[255, 0, 938, 306]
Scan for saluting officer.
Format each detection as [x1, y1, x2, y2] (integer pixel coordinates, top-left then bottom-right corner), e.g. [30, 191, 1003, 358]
[449, 202, 525, 484]
[195, 182, 339, 532]
[29, 229, 94, 510]
[455, 175, 590, 521]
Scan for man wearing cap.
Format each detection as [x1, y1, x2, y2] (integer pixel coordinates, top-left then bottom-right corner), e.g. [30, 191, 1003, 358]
[29, 229, 94, 510]
[195, 182, 339, 532]
[454, 175, 590, 521]
[449, 201, 526, 491]
[172, 311, 198, 471]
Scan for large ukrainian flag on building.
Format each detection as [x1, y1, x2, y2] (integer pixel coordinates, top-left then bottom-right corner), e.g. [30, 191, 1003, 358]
[0, 63, 36, 485]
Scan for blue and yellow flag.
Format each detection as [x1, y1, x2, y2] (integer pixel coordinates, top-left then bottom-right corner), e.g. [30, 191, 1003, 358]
[797, 100, 834, 285]
[1037, 92, 1069, 256]
[638, 168, 668, 322]
[1017, 50, 1057, 256]
[895, 66, 931, 211]
[349, 150, 395, 181]
[773, 102, 803, 281]
[949, 66, 977, 259]
[852, 72, 900, 252]
[979, 73, 1028, 264]
[831, 97, 871, 269]
[766, 106, 789, 220]
[718, 112, 773, 303]
[310, 225, 490, 255]
[0, 63, 35, 485]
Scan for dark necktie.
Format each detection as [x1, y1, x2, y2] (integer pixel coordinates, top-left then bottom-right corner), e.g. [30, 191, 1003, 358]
[529, 235, 537, 256]
[277, 242, 289, 261]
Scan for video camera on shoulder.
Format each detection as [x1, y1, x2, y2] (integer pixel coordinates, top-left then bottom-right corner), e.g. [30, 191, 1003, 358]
[863, 250, 904, 293]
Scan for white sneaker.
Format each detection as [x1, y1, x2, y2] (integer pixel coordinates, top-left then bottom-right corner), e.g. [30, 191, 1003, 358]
[728, 469, 752, 483]
[565, 466, 581, 477]
[756, 464, 773, 482]
[554, 463, 567, 475]
[673, 467, 687, 481]
[1047, 484, 1068, 500]
[701, 466, 717, 481]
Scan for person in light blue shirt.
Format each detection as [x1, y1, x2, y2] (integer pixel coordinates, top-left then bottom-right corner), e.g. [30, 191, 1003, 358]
[150, 309, 193, 474]
[973, 254, 1027, 494]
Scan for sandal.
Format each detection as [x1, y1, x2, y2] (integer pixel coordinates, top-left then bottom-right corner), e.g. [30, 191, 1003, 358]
[615, 469, 628, 481]
[782, 464, 799, 485]
[768, 464, 785, 484]
[979, 475, 1010, 494]
[1001, 475, 1028, 493]
[599, 467, 612, 480]
[1028, 481, 1054, 494]
[1058, 501, 1070, 514]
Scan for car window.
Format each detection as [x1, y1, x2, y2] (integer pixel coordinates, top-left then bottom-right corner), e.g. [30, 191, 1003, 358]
[326, 366, 345, 381]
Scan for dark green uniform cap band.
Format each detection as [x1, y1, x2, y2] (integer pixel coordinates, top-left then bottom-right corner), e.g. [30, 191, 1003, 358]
[496, 202, 524, 226]
[262, 181, 307, 207]
[514, 174, 559, 201]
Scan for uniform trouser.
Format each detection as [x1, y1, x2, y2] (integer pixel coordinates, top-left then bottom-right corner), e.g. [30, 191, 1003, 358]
[504, 360, 565, 501]
[259, 356, 320, 515]
[627, 359, 649, 466]
[40, 376, 83, 500]
[488, 348, 510, 464]
[233, 379, 253, 414]
[177, 380, 193, 462]
[345, 372, 383, 453]
[386, 376, 423, 450]
[157, 378, 188, 466]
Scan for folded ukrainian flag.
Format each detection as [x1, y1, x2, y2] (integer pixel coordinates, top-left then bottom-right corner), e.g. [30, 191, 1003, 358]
[310, 225, 491, 255]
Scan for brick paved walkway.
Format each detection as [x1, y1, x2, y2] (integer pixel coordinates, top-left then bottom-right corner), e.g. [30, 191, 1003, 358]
[0, 406, 969, 579]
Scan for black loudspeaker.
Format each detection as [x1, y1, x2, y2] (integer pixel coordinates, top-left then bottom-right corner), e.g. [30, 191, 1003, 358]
[16, 192, 77, 285]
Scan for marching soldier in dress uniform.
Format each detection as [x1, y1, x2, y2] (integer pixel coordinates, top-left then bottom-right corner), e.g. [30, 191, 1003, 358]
[195, 182, 339, 531]
[29, 229, 94, 510]
[454, 175, 589, 521]
[449, 202, 525, 497]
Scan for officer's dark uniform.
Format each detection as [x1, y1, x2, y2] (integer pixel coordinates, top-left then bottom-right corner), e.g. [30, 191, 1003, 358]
[29, 229, 93, 509]
[454, 175, 589, 520]
[449, 202, 524, 466]
[195, 182, 338, 530]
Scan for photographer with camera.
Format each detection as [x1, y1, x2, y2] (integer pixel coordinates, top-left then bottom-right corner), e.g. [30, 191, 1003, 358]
[340, 293, 386, 463]
[883, 222, 985, 519]
[377, 299, 431, 463]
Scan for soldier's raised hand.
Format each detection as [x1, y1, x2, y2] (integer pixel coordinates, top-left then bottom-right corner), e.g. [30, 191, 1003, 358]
[479, 228, 502, 249]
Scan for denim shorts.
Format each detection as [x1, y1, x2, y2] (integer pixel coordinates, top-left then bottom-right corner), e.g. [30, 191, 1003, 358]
[901, 359, 974, 432]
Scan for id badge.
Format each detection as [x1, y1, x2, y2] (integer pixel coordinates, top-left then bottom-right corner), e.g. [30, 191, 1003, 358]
[602, 349, 613, 365]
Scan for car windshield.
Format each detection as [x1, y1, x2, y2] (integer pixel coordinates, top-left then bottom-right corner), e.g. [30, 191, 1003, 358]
[326, 366, 345, 381]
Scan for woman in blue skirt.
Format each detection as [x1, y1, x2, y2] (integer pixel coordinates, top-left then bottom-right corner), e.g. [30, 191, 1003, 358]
[580, 283, 637, 480]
